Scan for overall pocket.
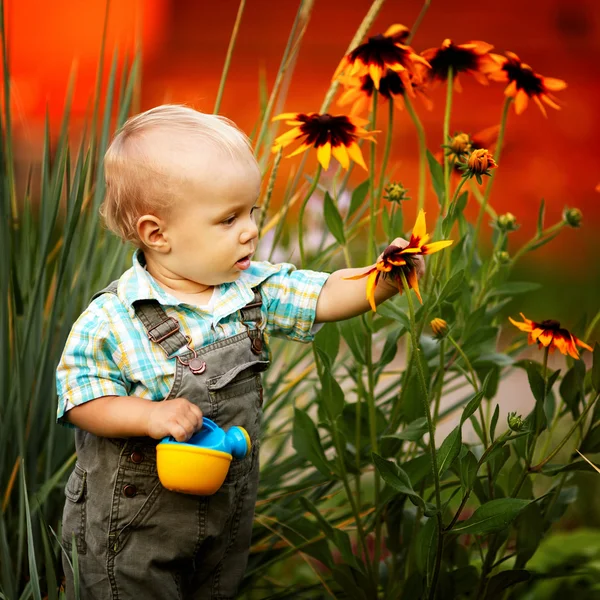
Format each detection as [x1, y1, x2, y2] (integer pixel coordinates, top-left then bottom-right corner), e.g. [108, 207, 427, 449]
[62, 463, 87, 554]
[206, 360, 269, 481]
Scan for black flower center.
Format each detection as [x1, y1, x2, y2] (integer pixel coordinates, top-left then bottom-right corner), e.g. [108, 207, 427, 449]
[348, 35, 409, 69]
[360, 69, 406, 99]
[429, 43, 480, 78]
[503, 61, 544, 95]
[539, 319, 561, 330]
[300, 114, 356, 148]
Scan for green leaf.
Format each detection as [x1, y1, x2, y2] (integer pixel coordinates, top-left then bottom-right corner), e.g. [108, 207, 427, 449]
[382, 417, 428, 443]
[338, 317, 367, 364]
[313, 322, 340, 368]
[580, 424, 600, 454]
[592, 342, 600, 393]
[536, 198, 545, 236]
[21, 464, 42, 600]
[323, 191, 346, 245]
[460, 389, 486, 426]
[377, 326, 404, 370]
[438, 269, 465, 303]
[372, 453, 426, 509]
[442, 191, 468, 234]
[490, 404, 500, 442]
[559, 360, 585, 418]
[292, 408, 331, 477]
[426, 150, 445, 206]
[299, 497, 361, 571]
[376, 300, 410, 329]
[540, 460, 600, 475]
[452, 498, 531, 535]
[458, 449, 478, 492]
[347, 179, 369, 220]
[313, 353, 345, 420]
[524, 362, 546, 405]
[515, 503, 545, 568]
[485, 570, 531, 600]
[488, 282, 542, 297]
[416, 517, 438, 587]
[437, 426, 462, 477]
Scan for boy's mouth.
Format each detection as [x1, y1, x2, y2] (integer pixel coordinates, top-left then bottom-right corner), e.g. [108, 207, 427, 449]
[235, 253, 253, 270]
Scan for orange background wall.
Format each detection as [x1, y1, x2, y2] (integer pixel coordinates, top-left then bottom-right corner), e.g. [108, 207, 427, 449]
[6, 0, 600, 325]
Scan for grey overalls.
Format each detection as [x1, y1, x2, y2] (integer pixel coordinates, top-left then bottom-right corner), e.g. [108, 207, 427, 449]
[61, 282, 269, 600]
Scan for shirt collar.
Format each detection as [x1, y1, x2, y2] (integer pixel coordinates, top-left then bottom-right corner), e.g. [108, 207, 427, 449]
[118, 249, 282, 326]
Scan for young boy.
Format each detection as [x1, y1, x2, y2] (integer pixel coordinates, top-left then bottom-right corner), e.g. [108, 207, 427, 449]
[56, 104, 423, 599]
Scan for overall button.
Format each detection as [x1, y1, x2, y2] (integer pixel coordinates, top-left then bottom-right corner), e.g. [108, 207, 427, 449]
[251, 338, 263, 354]
[130, 450, 144, 464]
[123, 484, 137, 498]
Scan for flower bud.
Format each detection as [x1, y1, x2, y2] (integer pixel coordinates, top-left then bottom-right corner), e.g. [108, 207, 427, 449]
[384, 182, 410, 204]
[495, 250, 510, 264]
[467, 148, 497, 175]
[496, 212, 519, 232]
[430, 318, 448, 339]
[446, 133, 472, 160]
[507, 412, 526, 432]
[563, 207, 582, 228]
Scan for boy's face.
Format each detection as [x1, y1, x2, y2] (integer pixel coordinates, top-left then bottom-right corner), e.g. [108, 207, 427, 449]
[141, 153, 261, 289]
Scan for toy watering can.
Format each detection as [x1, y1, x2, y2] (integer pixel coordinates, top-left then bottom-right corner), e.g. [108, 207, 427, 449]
[156, 418, 251, 495]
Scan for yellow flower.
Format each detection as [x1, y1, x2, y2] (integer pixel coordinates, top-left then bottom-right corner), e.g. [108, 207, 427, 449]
[333, 24, 430, 91]
[430, 318, 448, 339]
[509, 313, 593, 359]
[344, 210, 453, 311]
[487, 51, 566, 116]
[420, 39, 500, 90]
[271, 112, 376, 171]
[460, 148, 498, 184]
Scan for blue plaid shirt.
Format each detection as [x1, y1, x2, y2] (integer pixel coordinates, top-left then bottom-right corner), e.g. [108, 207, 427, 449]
[56, 250, 329, 423]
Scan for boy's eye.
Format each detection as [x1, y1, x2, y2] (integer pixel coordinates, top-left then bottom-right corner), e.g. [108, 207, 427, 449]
[221, 205, 260, 226]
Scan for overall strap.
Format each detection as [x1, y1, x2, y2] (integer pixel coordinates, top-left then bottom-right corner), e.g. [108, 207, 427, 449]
[239, 287, 264, 355]
[132, 300, 189, 359]
[90, 280, 119, 302]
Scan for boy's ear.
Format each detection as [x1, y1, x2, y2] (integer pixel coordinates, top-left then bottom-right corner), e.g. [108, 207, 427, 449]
[137, 214, 170, 252]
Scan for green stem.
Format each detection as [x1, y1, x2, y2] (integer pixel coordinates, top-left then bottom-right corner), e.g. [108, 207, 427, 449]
[368, 90, 379, 264]
[376, 99, 395, 206]
[444, 176, 468, 234]
[442, 66, 454, 215]
[406, 0, 432, 44]
[474, 232, 506, 308]
[510, 220, 565, 265]
[213, 0, 246, 114]
[365, 326, 382, 582]
[400, 270, 443, 600]
[297, 165, 322, 266]
[466, 97, 512, 272]
[433, 339, 446, 424]
[447, 334, 488, 450]
[258, 147, 282, 236]
[402, 92, 427, 214]
[531, 391, 600, 471]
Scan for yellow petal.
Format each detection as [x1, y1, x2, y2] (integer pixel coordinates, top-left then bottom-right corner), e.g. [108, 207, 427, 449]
[273, 127, 304, 146]
[272, 112, 302, 122]
[537, 330, 553, 347]
[406, 268, 423, 304]
[421, 240, 453, 255]
[343, 268, 375, 281]
[509, 316, 532, 332]
[346, 142, 368, 171]
[331, 144, 350, 170]
[515, 89, 529, 114]
[412, 210, 427, 240]
[574, 336, 593, 352]
[286, 142, 313, 159]
[369, 64, 383, 90]
[366, 270, 380, 312]
[317, 143, 332, 170]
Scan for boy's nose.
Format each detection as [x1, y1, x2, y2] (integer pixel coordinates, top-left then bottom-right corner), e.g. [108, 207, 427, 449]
[240, 220, 258, 244]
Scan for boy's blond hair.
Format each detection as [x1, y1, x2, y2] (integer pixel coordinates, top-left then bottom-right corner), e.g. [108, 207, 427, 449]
[101, 104, 258, 245]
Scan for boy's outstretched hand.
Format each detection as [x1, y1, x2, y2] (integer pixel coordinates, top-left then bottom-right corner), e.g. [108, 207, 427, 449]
[315, 237, 426, 323]
[147, 397, 204, 442]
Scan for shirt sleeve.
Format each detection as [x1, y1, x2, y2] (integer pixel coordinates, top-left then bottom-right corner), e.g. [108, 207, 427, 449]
[261, 263, 330, 343]
[56, 307, 128, 426]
